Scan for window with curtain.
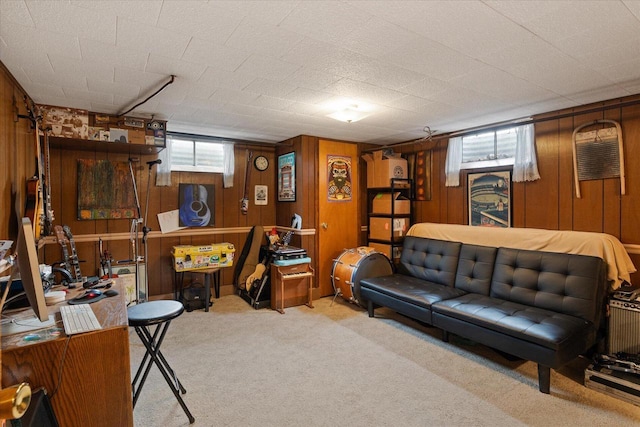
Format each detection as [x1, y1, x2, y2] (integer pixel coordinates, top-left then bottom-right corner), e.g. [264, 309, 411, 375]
[461, 128, 517, 169]
[445, 123, 539, 186]
[169, 135, 225, 173]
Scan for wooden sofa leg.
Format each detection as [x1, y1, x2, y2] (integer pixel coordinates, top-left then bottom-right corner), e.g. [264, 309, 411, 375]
[538, 364, 551, 394]
[367, 300, 374, 318]
[442, 331, 449, 342]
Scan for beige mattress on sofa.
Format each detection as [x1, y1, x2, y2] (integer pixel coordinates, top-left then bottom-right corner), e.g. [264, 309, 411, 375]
[407, 223, 636, 290]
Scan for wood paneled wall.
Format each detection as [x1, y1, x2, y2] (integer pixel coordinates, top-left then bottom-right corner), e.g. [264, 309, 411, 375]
[0, 59, 281, 298]
[42, 144, 277, 298]
[4, 58, 640, 295]
[275, 135, 319, 291]
[0, 63, 33, 243]
[383, 96, 640, 285]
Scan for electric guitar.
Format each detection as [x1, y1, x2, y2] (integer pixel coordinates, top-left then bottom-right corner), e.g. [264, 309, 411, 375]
[41, 128, 54, 236]
[24, 176, 41, 235]
[23, 98, 45, 239]
[54, 225, 74, 281]
[99, 238, 116, 279]
[241, 150, 253, 215]
[63, 225, 83, 283]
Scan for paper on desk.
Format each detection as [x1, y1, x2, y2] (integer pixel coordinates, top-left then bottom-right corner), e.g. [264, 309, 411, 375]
[157, 210, 186, 234]
[0, 240, 13, 260]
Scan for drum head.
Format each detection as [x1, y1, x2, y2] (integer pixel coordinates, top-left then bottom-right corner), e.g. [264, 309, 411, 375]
[331, 248, 393, 307]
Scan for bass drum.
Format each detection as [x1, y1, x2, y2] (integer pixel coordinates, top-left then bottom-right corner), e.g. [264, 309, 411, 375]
[331, 247, 393, 307]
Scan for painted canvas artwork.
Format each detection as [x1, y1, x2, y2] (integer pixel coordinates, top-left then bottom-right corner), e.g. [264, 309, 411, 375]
[77, 159, 136, 220]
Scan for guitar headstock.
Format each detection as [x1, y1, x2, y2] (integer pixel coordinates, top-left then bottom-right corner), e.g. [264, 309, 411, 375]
[54, 225, 67, 244]
[62, 225, 73, 239]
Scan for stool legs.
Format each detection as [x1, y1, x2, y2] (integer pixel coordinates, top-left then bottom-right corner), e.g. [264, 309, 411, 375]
[132, 321, 195, 424]
[204, 274, 211, 312]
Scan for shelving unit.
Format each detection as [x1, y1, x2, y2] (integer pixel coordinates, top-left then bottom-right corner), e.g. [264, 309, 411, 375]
[367, 178, 414, 262]
[49, 136, 164, 154]
[39, 105, 166, 154]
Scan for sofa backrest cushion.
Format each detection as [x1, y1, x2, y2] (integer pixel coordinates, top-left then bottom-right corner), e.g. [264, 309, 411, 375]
[398, 237, 462, 287]
[490, 247, 606, 324]
[455, 244, 497, 295]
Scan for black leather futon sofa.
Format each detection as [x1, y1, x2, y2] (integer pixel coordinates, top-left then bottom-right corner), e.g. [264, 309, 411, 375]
[359, 236, 608, 393]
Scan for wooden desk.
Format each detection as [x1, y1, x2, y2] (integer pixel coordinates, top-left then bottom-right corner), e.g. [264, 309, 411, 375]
[1, 284, 133, 426]
[270, 263, 315, 314]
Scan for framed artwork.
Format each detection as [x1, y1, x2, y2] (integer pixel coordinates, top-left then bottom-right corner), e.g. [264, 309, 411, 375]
[178, 183, 214, 227]
[278, 152, 296, 202]
[327, 154, 352, 201]
[255, 185, 268, 205]
[77, 159, 136, 220]
[468, 170, 511, 228]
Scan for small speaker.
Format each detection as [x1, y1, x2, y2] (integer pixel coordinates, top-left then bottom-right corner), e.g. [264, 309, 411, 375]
[608, 299, 640, 354]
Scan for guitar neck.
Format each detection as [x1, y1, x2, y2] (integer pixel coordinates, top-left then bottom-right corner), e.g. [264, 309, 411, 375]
[63, 227, 83, 282]
[41, 129, 54, 236]
[67, 239, 83, 282]
[54, 226, 73, 274]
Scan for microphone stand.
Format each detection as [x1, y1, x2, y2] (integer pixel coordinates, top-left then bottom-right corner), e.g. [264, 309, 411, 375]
[141, 160, 161, 303]
[128, 158, 143, 304]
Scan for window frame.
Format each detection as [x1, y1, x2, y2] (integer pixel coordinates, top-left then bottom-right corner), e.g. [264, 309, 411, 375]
[168, 133, 226, 173]
[459, 127, 517, 170]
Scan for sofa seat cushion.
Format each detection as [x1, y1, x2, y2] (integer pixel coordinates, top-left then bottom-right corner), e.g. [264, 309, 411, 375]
[432, 294, 594, 351]
[360, 274, 467, 309]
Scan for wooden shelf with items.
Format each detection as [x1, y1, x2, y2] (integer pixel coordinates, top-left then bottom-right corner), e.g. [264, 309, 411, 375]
[38, 104, 166, 154]
[367, 178, 414, 262]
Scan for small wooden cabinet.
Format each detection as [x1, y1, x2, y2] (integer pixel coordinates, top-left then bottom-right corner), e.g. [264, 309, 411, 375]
[270, 263, 314, 314]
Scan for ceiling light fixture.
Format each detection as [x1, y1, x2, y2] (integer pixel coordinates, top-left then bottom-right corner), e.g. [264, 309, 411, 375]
[327, 104, 371, 123]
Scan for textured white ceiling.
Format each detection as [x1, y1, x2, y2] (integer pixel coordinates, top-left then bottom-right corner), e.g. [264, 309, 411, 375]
[2, 0, 640, 144]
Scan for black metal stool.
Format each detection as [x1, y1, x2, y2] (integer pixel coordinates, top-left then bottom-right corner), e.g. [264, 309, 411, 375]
[128, 300, 195, 424]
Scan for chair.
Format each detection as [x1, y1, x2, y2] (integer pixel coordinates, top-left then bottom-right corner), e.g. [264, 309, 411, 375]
[128, 300, 195, 424]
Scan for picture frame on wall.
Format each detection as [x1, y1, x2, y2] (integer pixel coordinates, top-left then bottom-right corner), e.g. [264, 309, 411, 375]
[255, 185, 268, 205]
[178, 183, 214, 227]
[278, 152, 296, 202]
[468, 170, 511, 228]
[326, 154, 352, 201]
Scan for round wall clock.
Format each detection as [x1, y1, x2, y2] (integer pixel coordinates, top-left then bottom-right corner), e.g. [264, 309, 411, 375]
[254, 155, 269, 171]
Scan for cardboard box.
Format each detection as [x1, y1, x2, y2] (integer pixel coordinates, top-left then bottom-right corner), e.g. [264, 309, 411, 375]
[369, 243, 402, 261]
[172, 243, 235, 271]
[369, 217, 408, 241]
[362, 150, 408, 188]
[127, 128, 146, 145]
[372, 192, 411, 215]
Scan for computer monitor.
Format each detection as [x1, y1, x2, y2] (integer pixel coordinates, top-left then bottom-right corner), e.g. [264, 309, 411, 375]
[1, 218, 53, 335]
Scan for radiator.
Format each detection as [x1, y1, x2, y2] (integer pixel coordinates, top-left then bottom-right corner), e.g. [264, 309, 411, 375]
[608, 299, 640, 354]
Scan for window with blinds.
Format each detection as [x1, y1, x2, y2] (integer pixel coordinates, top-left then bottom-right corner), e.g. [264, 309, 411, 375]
[169, 135, 225, 173]
[461, 128, 516, 169]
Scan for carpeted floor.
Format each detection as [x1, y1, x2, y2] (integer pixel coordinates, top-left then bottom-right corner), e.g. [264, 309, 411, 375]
[129, 295, 640, 426]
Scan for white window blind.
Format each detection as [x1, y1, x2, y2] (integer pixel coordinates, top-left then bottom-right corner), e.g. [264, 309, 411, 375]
[461, 128, 516, 167]
[169, 135, 225, 173]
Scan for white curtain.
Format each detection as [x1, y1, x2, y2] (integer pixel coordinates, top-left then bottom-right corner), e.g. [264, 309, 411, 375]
[223, 143, 235, 188]
[155, 136, 172, 186]
[513, 123, 540, 182]
[445, 136, 463, 187]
